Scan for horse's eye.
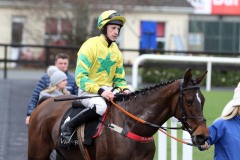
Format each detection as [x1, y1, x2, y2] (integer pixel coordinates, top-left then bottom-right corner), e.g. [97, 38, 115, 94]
[186, 99, 192, 105]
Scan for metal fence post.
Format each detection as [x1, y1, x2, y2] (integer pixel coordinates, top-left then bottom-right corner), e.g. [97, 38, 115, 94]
[4, 45, 8, 79]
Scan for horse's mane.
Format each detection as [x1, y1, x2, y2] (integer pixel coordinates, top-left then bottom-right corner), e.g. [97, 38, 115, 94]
[129, 79, 177, 97]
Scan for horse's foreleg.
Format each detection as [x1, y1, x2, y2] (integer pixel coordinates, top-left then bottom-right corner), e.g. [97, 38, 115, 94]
[28, 128, 53, 160]
[28, 141, 53, 160]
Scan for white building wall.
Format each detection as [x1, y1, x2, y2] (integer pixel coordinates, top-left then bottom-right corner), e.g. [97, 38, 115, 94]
[0, 9, 12, 44]
[0, 9, 12, 66]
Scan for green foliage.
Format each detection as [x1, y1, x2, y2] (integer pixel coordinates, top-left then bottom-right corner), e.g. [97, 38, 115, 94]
[142, 68, 184, 83]
[141, 67, 240, 87]
[211, 70, 240, 86]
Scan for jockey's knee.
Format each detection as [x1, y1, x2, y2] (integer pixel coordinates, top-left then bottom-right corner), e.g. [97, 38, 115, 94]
[94, 104, 107, 116]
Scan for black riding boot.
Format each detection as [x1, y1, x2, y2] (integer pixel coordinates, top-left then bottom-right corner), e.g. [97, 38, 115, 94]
[60, 107, 99, 142]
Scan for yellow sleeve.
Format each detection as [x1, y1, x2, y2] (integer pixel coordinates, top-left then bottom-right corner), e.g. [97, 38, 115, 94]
[75, 41, 100, 93]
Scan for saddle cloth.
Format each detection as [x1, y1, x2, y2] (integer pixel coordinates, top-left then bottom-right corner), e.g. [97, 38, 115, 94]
[57, 101, 102, 149]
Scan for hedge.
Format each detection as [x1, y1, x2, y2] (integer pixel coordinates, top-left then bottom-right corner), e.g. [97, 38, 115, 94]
[141, 67, 240, 87]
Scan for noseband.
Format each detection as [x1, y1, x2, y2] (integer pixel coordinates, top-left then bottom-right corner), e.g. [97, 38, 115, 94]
[177, 79, 206, 136]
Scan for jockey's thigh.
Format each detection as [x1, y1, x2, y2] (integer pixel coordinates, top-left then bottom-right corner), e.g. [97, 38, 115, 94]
[83, 95, 106, 116]
[78, 89, 112, 116]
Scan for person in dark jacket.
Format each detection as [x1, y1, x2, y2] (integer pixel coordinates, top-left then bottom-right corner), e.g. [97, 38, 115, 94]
[25, 53, 78, 125]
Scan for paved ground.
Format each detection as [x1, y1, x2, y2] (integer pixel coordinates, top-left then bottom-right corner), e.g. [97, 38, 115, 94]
[0, 79, 36, 160]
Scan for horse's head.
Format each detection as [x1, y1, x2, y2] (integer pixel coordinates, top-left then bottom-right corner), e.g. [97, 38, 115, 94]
[173, 69, 209, 145]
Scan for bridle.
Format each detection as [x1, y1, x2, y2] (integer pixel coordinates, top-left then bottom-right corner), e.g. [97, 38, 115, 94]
[175, 79, 206, 136]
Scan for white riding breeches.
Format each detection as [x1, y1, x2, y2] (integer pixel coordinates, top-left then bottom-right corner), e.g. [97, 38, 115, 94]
[78, 86, 114, 116]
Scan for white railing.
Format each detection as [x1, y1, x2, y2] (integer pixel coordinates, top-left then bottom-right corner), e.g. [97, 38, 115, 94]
[158, 118, 192, 160]
[132, 54, 240, 91]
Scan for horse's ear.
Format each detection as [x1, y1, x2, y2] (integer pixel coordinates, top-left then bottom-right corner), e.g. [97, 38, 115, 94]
[183, 68, 192, 85]
[195, 71, 208, 85]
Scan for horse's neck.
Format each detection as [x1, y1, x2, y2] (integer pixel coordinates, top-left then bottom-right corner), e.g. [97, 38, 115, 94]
[134, 87, 175, 124]
[110, 83, 178, 137]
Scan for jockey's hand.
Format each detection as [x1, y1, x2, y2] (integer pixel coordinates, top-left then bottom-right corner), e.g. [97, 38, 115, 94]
[123, 89, 131, 94]
[101, 90, 115, 101]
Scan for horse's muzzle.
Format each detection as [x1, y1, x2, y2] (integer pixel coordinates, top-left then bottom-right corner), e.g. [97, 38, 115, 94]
[192, 134, 209, 145]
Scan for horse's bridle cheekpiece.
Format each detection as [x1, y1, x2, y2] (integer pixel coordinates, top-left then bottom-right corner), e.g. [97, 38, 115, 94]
[178, 79, 206, 136]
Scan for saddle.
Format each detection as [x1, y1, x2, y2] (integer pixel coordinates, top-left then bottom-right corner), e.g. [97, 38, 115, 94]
[57, 100, 106, 149]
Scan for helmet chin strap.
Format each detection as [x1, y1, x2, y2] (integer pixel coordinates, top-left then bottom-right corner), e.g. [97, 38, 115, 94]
[104, 34, 114, 47]
[101, 24, 121, 47]
[101, 25, 112, 47]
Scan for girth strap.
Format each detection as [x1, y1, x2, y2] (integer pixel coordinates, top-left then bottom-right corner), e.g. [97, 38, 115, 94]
[107, 123, 153, 143]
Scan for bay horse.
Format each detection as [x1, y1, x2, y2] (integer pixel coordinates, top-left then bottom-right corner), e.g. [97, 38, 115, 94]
[28, 69, 209, 160]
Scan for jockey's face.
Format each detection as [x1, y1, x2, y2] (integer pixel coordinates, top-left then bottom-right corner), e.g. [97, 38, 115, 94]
[55, 58, 69, 72]
[106, 24, 121, 42]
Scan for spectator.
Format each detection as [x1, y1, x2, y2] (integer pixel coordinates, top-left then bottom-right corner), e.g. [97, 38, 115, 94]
[25, 53, 78, 125]
[39, 66, 69, 101]
[200, 82, 240, 160]
[60, 10, 131, 142]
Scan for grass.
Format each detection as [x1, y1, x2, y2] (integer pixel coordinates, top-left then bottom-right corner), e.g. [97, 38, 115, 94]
[153, 89, 233, 160]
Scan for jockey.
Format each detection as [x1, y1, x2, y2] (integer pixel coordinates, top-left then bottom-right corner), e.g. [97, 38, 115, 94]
[61, 10, 131, 142]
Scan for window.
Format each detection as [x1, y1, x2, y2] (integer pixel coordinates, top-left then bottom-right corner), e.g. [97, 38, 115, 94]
[157, 23, 165, 37]
[189, 17, 240, 52]
[45, 18, 57, 35]
[61, 19, 73, 35]
[45, 17, 73, 44]
[12, 16, 26, 44]
[11, 16, 26, 67]
[156, 22, 165, 50]
[140, 21, 166, 51]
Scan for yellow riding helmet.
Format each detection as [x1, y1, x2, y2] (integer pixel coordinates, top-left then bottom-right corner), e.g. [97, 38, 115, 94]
[97, 10, 126, 31]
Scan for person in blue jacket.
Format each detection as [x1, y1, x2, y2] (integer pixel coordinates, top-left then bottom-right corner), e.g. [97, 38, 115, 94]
[39, 66, 70, 101]
[200, 82, 240, 160]
[25, 53, 78, 125]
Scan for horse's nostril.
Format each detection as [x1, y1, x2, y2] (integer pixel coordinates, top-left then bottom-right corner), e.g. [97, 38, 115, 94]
[195, 135, 208, 145]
